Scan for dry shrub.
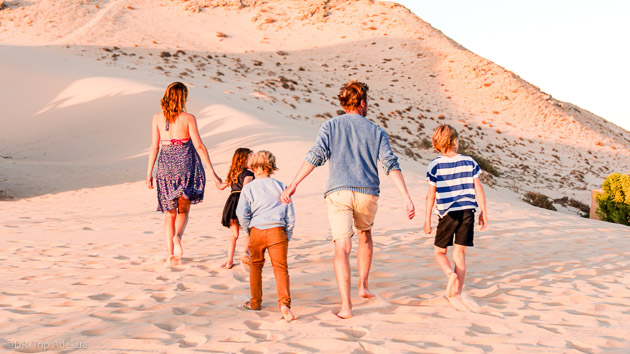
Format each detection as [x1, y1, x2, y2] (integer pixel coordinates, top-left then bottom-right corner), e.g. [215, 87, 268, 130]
[554, 196, 589, 215]
[459, 140, 501, 177]
[524, 192, 557, 211]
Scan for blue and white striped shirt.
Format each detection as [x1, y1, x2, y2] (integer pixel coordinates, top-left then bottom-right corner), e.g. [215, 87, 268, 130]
[426, 154, 481, 216]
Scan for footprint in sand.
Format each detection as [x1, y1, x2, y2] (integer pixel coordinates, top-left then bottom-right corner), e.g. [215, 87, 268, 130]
[150, 293, 175, 303]
[81, 327, 117, 336]
[88, 293, 115, 301]
[337, 326, 370, 339]
[245, 330, 285, 341]
[90, 312, 127, 322]
[177, 339, 200, 348]
[244, 320, 262, 330]
[466, 323, 495, 336]
[154, 322, 183, 332]
[172, 306, 198, 315]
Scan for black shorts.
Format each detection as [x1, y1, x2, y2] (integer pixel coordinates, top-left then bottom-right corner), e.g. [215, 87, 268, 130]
[434, 209, 475, 249]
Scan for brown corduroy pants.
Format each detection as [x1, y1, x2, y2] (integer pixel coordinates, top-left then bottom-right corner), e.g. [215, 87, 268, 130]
[248, 227, 291, 310]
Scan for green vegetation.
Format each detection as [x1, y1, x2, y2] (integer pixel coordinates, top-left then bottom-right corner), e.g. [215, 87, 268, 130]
[596, 171, 630, 226]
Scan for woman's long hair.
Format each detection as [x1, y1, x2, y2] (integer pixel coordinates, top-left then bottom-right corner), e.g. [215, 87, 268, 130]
[161, 82, 188, 124]
[226, 148, 253, 186]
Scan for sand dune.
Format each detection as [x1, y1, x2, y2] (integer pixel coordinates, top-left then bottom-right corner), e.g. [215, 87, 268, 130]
[1, 0, 629, 352]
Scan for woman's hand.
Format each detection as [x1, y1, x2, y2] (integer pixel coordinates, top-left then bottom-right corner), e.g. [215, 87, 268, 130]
[146, 175, 154, 189]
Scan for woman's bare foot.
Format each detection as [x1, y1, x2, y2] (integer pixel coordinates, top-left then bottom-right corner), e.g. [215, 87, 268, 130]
[446, 273, 459, 298]
[173, 236, 183, 260]
[280, 306, 296, 322]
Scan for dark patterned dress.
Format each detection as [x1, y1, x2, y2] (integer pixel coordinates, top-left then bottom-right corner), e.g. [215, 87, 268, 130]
[221, 169, 255, 227]
[156, 139, 206, 212]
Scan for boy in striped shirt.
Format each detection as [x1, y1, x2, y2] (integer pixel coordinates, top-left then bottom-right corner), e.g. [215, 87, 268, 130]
[424, 124, 487, 298]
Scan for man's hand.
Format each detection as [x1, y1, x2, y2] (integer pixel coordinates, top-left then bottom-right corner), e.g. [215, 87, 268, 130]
[281, 184, 297, 204]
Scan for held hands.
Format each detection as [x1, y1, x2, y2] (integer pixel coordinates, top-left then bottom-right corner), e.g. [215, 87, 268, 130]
[146, 175, 154, 189]
[479, 211, 488, 231]
[280, 184, 296, 204]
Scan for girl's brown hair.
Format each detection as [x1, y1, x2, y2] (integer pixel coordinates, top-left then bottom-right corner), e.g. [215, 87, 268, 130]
[249, 150, 278, 176]
[161, 82, 188, 124]
[225, 148, 253, 186]
[338, 80, 369, 111]
[432, 124, 459, 153]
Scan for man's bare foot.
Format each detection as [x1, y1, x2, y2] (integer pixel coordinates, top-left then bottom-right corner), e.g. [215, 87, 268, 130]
[280, 306, 296, 322]
[335, 309, 352, 319]
[446, 273, 458, 297]
[173, 236, 183, 260]
[358, 287, 375, 298]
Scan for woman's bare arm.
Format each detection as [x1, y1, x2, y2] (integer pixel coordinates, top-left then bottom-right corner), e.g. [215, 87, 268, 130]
[187, 113, 222, 184]
[146, 114, 160, 189]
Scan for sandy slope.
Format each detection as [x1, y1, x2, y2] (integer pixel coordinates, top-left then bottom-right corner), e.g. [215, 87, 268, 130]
[1, 0, 630, 352]
[1, 0, 628, 205]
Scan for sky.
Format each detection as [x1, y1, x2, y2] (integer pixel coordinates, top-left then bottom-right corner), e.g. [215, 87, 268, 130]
[394, 0, 630, 131]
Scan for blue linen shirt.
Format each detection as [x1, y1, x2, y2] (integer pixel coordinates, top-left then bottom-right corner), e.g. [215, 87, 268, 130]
[236, 177, 296, 240]
[305, 113, 401, 197]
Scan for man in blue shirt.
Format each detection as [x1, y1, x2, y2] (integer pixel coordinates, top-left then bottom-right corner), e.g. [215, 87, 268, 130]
[281, 80, 415, 319]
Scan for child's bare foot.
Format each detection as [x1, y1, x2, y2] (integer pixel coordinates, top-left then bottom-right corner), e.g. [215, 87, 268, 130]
[220, 262, 234, 269]
[280, 306, 296, 322]
[335, 308, 352, 319]
[173, 236, 183, 260]
[446, 294, 469, 311]
[164, 255, 177, 267]
[358, 287, 375, 298]
[446, 273, 458, 297]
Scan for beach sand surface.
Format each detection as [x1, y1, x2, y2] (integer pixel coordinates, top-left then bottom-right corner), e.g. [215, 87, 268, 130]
[1, 1, 629, 352]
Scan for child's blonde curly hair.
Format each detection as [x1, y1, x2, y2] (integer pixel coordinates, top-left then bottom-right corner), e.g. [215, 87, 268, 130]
[249, 150, 278, 176]
[432, 124, 459, 153]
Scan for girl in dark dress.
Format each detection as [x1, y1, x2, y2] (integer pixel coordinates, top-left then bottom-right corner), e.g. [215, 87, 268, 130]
[217, 148, 254, 269]
[146, 82, 222, 266]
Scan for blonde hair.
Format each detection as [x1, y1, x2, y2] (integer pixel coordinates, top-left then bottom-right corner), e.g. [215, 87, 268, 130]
[226, 148, 253, 185]
[249, 150, 278, 176]
[338, 80, 369, 111]
[432, 124, 459, 153]
[161, 82, 188, 124]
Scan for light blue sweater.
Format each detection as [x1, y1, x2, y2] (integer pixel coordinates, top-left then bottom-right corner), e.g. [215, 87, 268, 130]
[236, 177, 296, 240]
[305, 113, 401, 197]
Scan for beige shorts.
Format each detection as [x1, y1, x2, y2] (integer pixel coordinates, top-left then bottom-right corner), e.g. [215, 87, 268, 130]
[325, 190, 379, 241]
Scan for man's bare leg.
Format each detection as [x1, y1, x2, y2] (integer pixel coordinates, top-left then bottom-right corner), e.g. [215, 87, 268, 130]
[334, 237, 353, 319]
[357, 229, 375, 298]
